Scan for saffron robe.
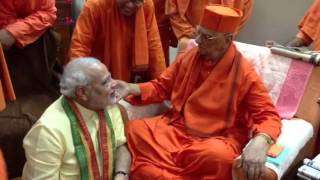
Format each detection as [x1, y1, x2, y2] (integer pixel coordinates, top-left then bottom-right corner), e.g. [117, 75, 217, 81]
[69, 0, 166, 81]
[0, 149, 7, 180]
[0, 0, 57, 47]
[0, 45, 15, 111]
[165, 0, 254, 39]
[126, 43, 281, 179]
[296, 0, 320, 50]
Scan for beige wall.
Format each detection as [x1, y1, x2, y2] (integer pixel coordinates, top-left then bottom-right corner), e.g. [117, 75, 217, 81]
[237, 0, 314, 46]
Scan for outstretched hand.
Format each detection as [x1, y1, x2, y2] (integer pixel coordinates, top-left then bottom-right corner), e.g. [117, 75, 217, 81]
[239, 135, 271, 180]
[286, 37, 307, 48]
[112, 80, 140, 102]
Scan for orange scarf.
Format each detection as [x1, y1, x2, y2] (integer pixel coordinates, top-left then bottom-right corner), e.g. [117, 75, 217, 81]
[171, 44, 241, 136]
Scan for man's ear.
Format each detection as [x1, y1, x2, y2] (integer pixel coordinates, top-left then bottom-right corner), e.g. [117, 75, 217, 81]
[75, 87, 88, 101]
[225, 33, 233, 44]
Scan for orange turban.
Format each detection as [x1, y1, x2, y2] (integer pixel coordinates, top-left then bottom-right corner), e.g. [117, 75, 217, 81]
[200, 5, 243, 33]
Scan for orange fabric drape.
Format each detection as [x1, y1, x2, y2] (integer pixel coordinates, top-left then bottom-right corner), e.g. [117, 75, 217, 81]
[296, 0, 320, 50]
[126, 44, 281, 178]
[165, 0, 254, 39]
[69, 0, 166, 81]
[0, 0, 57, 47]
[0, 44, 15, 111]
[126, 117, 239, 179]
[0, 149, 7, 180]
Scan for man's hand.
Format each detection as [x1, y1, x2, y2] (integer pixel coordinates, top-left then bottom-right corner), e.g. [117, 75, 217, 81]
[239, 135, 271, 180]
[0, 29, 15, 50]
[112, 80, 140, 101]
[286, 37, 306, 48]
[177, 37, 191, 54]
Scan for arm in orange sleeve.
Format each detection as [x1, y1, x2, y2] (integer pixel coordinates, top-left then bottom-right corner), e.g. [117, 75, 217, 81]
[144, 0, 166, 78]
[4, 0, 56, 47]
[126, 55, 183, 104]
[235, 0, 254, 32]
[229, 0, 254, 33]
[238, 0, 254, 31]
[244, 67, 282, 141]
[68, 0, 101, 61]
[165, 0, 195, 39]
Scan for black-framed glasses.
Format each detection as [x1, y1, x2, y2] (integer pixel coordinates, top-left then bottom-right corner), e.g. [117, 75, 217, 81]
[196, 31, 220, 41]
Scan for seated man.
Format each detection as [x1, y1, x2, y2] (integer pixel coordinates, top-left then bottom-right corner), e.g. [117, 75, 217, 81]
[22, 58, 131, 180]
[287, 0, 320, 50]
[116, 5, 281, 179]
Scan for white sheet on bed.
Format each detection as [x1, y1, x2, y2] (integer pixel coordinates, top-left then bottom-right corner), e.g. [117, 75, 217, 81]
[265, 119, 313, 179]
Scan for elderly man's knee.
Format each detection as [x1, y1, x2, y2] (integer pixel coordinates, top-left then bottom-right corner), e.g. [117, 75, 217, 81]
[125, 119, 148, 138]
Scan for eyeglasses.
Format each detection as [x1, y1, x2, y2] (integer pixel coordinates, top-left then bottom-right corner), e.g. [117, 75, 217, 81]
[195, 29, 233, 42]
[196, 31, 220, 41]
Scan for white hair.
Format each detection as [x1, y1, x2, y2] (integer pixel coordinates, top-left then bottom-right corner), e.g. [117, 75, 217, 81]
[59, 57, 101, 97]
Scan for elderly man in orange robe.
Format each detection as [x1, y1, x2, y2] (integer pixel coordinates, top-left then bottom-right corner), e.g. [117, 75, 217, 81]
[69, 0, 166, 82]
[115, 5, 281, 179]
[166, 0, 254, 54]
[287, 0, 320, 50]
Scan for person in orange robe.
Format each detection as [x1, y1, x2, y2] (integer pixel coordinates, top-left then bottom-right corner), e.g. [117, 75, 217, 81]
[0, 0, 57, 177]
[165, 0, 254, 53]
[115, 5, 281, 179]
[287, 0, 320, 50]
[0, 0, 56, 49]
[0, 149, 7, 180]
[69, 0, 166, 82]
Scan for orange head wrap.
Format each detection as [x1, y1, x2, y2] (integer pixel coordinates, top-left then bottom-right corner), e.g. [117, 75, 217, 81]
[200, 5, 243, 33]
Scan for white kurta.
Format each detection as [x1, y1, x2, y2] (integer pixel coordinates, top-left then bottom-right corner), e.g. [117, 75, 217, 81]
[22, 96, 126, 180]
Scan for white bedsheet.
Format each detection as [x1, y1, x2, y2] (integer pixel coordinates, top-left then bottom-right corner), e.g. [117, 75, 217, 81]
[265, 119, 313, 179]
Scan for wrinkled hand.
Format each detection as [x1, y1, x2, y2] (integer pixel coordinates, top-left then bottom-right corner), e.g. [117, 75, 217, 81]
[239, 135, 271, 180]
[112, 80, 140, 102]
[286, 37, 306, 48]
[0, 29, 15, 50]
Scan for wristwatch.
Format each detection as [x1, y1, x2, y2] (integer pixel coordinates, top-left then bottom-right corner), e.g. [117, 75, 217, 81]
[256, 133, 274, 145]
